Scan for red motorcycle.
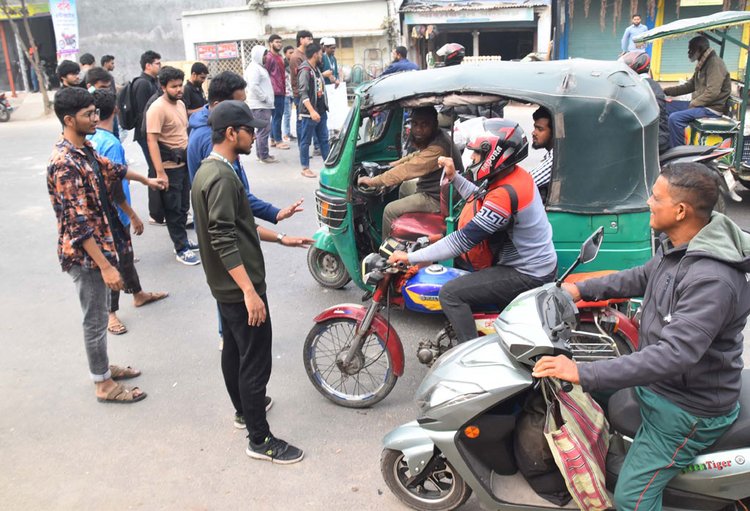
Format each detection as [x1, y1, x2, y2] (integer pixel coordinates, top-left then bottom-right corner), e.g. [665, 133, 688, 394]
[304, 230, 639, 408]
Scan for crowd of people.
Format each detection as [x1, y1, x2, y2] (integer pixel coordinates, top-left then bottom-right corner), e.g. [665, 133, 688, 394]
[43, 30, 750, 506]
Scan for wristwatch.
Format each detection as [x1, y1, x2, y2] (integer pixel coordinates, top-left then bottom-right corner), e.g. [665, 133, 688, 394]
[276, 232, 286, 243]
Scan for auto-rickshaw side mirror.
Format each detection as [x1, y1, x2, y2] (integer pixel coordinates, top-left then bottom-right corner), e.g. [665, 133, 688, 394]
[580, 226, 605, 264]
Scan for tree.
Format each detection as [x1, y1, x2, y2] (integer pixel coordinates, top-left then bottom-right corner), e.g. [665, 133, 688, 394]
[0, 0, 52, 115]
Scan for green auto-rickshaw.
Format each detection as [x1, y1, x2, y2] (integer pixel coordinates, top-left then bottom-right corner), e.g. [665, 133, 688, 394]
[308, 59, 660, 291]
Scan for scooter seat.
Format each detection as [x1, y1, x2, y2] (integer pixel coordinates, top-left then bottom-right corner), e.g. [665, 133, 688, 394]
[563, 271, 629, 308]
[608, 370, 750, 454]
[390, 213, 446, 242]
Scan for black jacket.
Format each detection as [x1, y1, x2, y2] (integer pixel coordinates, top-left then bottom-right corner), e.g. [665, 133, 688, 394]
[132, 72, 158, 141]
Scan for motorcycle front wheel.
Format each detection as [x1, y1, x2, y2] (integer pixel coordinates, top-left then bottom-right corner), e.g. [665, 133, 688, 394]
[307, 246, 351, 289]
[381, 449, 472, 511]
[0, 108, 10, 122]
[303, 318, 397, 408]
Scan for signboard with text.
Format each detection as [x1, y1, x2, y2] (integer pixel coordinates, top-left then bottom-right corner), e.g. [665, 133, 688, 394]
[49, 0, 79, 58]
[196, 44, 218, 61]
[217, 42, 239, 59]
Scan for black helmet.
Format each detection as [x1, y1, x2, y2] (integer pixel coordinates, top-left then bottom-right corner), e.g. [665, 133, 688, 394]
[619, 50, 651, 74]
[466, 118, 528, 184]
[436, 43, 465, 67]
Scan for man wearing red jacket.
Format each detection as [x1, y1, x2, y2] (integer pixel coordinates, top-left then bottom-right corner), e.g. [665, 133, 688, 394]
[265, 34, 290, 151]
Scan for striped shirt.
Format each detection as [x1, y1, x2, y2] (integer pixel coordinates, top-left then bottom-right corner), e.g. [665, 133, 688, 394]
[530, 148, 553, 188]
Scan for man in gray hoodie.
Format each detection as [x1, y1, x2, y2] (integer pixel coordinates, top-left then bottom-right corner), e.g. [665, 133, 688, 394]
[534, 162, 750, 510]
[244, 45, 276, 164]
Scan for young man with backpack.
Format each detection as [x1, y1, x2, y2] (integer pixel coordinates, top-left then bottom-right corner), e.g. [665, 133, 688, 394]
[124, 50, 163, 224]
[388, 119, 557, 343]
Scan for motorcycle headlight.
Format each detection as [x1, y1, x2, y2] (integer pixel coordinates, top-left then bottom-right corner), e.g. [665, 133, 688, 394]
[416, 380, 486, 414]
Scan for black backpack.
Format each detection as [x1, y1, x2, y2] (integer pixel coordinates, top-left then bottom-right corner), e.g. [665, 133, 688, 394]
[117, 76, 143, 130]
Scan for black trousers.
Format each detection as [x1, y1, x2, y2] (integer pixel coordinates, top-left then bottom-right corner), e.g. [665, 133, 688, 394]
[110, 250, 142, 313]
[136, 136, 164, 223]
[218, 297, 272, 444]
[161, 165, 190, 253]
[439, 265, 556, 343]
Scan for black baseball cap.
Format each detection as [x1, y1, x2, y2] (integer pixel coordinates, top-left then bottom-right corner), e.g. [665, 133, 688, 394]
[208, 100, 268, 131]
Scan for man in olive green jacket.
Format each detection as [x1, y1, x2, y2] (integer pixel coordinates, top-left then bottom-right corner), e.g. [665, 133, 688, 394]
[664, 35, 731, 148]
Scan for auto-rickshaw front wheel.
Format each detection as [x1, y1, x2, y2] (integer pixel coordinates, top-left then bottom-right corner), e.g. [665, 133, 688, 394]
[307, 246, 351, 289]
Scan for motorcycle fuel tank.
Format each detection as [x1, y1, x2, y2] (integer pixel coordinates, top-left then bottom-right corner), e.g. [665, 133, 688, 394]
[403, 264, 469, 313]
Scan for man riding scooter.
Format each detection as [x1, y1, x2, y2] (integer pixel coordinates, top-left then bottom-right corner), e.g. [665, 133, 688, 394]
[534, 162, 750, 510]
[388, 119, 557, 343]
[357, 106, 461, 238]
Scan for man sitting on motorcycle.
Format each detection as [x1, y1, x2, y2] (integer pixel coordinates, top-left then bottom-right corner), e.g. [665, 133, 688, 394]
[533, 162, 750, 510]
[388, 119, 558, 343]
[357, 106, 462, 238]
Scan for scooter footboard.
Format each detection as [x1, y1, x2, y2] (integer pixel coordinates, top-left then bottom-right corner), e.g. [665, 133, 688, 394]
[668, 447, 750, 501]
[383, 421, 437, 477]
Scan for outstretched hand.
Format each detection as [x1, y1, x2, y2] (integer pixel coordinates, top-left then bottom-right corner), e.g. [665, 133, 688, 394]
[276, 198, 304, 222]
[280, 236, 314, 248]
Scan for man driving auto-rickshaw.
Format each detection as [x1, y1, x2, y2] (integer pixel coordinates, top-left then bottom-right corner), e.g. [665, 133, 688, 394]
[308, 60, 660, 291]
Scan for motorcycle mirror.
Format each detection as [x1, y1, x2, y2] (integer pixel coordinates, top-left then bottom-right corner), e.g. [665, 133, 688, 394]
[579, 226, 605, 264]
[556, 226, 605, 286]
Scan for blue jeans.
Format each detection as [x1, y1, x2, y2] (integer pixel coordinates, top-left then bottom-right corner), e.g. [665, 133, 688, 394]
[667, 100, 720, 148]
[68, 265, 112, 382]
[271, 95, 285, 143]
[282, 96, 292, 137]
[299, 112, 330, 168]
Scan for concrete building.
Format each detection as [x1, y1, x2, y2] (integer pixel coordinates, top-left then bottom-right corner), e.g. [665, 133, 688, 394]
[181, 0, 396, 79]
[398, 0, 553, 67]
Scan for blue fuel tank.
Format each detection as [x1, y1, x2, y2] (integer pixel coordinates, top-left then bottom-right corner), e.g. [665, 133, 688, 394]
[402, 264, 470, 314]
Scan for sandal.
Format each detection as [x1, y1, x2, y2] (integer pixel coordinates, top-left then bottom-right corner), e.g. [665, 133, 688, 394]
[110, 365, 141, 380]
[275, 142, 290, 150]
[134, 291, 169, 308]
[97, 383, 147, 404]
[107, 316, 127, 335]
[301, 168, 317, 178]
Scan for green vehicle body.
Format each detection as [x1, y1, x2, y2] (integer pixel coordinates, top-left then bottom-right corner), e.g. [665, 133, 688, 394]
[311, 59, 660, 291]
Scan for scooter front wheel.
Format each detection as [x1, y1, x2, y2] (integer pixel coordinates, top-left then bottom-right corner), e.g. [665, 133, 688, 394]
[304, 318, 397, 408]
[381, 448, 472, 511]
[307, 247, 351, 289]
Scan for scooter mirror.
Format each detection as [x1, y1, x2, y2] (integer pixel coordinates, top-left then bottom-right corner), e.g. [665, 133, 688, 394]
[579, 226, 605, 264]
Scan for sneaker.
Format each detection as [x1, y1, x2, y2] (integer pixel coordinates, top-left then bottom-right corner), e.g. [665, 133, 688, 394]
[186, 212, 194, 229]
[175, 248, 200, 266]
[246, 434, 304, 465]
[233, 397, 274, 429]
[148, 217, 166, 226]
[259, 156, 278, 164]
[186, 239, 199, 250]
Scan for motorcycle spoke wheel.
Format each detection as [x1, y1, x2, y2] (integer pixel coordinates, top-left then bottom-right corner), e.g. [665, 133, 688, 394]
[381, 449, 471, 511]
[304, 318, 397, 408]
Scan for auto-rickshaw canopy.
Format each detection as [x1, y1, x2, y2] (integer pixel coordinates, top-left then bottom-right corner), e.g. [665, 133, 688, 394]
[358, 59, 661, 214]
[633, 10, 750, 44]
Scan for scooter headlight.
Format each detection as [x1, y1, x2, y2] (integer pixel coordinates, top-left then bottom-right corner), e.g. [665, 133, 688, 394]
[416, 380, 486, 414]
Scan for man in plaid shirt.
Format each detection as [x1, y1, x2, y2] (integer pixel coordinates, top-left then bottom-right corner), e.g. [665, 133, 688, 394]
[48, 87, 165, 403]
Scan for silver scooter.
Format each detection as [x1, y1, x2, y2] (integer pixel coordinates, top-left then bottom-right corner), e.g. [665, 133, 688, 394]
[381, 228, 750, 511]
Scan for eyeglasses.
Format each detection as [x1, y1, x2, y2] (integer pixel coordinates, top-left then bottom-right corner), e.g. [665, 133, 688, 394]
[81, 108, 100, 120]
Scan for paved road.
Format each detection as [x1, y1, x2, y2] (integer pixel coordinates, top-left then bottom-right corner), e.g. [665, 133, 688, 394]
[2, 107, 749, 511]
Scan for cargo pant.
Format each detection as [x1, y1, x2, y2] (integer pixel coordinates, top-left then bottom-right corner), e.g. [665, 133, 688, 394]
[614, 386, 738, 511]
